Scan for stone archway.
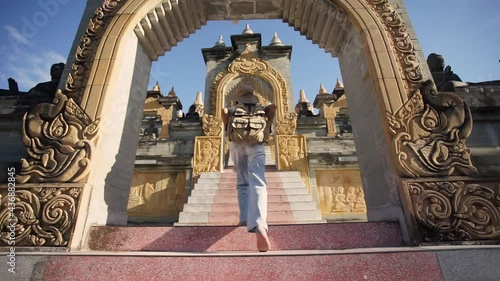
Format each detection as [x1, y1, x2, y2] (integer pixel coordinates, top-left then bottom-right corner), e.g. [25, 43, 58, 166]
[12, 0, 487, 249]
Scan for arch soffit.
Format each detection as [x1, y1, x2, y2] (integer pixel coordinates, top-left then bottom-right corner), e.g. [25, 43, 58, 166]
[74, 0, 419, 120]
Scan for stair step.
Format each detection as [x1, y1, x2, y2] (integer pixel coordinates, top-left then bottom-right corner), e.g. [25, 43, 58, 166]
[197, 177, 302, 184]
[87, 222, 402, 252]
[194, 182, 305, 189]
[182, 202, 318, 212]
[190, 188, 309, 197]
[187, 195, 316, 204]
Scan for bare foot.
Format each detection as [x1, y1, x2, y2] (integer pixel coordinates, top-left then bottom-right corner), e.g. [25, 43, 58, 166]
[256, 225, 270, 252]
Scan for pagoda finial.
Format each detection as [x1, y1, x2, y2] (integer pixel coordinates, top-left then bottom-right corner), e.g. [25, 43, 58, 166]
[152, 81, 160, 92]
[319, 84, 328, 94]
[194, 91, 203, 106]
[269, 32, 284, 46]
[299, 89, 309, 103]
[335, 78, 344, 90]
[242, 23, 253, 35]
[214, 35, 225, 47]
[168, 86, 176, 97]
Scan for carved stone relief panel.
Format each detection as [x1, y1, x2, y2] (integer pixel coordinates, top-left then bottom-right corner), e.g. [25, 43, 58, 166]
[401, 178, 500, 244]
[193, 136, 222, 175]
[16, 91, 99, 184]
[277, 135, 310, 192]
[202, 114, 223, 137]
[387, 80, 478, 177]
[0, 183, 86, 247]
[316, 169, 367, 216]
[127, 172, 186, 219]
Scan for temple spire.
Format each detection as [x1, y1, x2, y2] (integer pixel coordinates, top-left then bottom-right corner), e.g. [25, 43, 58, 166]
[168, 86, 176, 97]
[242, 23, 253, 35]
[319, 84, 328, 94]
[152, 81, 160, 92]
[269, 32, 283, 46]
[299, 89, 309, 103]
[335, 79, 344, 90]
[214, 35, 225, 47]
[194, 91, 203, 106]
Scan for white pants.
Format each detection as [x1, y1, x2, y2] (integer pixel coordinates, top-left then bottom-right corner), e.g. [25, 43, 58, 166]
[230, 142, 268, 232]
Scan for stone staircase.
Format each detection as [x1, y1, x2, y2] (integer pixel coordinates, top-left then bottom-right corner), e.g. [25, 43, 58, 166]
[177, 167, 324, 225]
[7, 223, 500, 280]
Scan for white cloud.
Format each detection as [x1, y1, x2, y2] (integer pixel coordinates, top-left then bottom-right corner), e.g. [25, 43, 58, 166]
[3, 25, 31, 46]
[4, 50, 66, 91]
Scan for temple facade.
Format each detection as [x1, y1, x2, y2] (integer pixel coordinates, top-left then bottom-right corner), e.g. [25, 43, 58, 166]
[127, 26, 367, 224]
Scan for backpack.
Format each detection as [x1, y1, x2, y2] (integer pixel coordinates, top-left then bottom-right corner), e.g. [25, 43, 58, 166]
[228, 103, 270, 144]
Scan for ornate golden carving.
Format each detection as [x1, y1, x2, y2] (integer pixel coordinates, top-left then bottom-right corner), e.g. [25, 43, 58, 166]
[65, 0, 126, 103]
[316, 169, 366, 215]
[276, 113, 297, 135]
[17, 91, 99, 183]
[193, 136, 222, 175]
[202, 114, 223, 136]
[277, 135, 310, 191]
[403, 179, 500, 242]
[322, 103, 339, 137]
[0, 185, 83, 247]
[387, 80, 478, 177]
[210, 48, 289, 119]
[366, 0, 424, 93]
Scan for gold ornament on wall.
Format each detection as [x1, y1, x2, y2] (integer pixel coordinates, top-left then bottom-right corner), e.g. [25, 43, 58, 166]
[277, 135, 311, 192]
[276, 113, 297, 135]
[193, 136, 222, 175]
[387, 80, 478, 177]
[210, 44, 289, 119]
[202, 114, 223, 137]
[17, 90, 99, 183]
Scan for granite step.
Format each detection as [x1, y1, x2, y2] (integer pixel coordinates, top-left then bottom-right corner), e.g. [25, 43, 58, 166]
[178, 210, 322, 224]
[87, 222, 403, 252]
[34, 250, 445, 281]
[190, 188, 309, 197]
[187, 194, 315, 204]
[194, 182, 306, 189]
[183, 201, 318, 212]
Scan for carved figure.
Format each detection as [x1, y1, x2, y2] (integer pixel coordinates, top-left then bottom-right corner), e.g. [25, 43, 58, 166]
[16, 90, 99, 183]
[27, 63, 65, 101]
[331, 186, 351, 212]
[280, 137, 304, 169]
[427, 53, 468, 91]
[354, 189, 366, 212]
[195, 139, 219, 173]
[346, 186, 357, 211]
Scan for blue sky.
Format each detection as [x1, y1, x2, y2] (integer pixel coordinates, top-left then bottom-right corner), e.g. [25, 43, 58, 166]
[0, 0, 499, 106]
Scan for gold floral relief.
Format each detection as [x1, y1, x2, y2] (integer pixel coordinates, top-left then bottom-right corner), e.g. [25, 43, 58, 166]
[202, 114, 223, 136]
[276, 113, 297, 135]
[316, 169, 366, 215]
[127, 172, 186, 218]
[193, 136, 222, 175]
[277, 135, 311, 191]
